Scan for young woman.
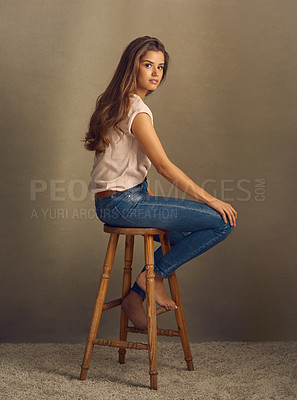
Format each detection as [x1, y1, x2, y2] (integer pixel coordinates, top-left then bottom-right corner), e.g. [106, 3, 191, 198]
[84, 36, 237, 329]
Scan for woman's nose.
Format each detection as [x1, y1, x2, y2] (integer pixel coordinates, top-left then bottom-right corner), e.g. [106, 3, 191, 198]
[152, 67, 158, 76]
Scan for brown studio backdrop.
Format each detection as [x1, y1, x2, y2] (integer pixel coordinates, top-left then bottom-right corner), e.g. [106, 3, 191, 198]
[0, 0, 296, 342]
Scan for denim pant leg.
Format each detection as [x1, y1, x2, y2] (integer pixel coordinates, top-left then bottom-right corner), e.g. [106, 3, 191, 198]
[123, 195, 233, 300]
[95, 180, 233, 301]
[131, 231, 190, 300]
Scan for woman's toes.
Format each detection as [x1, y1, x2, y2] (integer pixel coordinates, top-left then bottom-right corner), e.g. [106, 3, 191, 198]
[169, 301, 178, 310]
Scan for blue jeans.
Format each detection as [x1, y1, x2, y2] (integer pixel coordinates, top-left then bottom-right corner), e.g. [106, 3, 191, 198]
[95, 179, 233, 300]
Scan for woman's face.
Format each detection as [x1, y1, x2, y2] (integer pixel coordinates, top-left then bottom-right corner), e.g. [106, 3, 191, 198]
[135, 50, 165, 99]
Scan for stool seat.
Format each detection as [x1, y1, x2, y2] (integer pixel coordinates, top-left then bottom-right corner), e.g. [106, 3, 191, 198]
[80, 224, 194, 390]
[104, 224, 170, 236]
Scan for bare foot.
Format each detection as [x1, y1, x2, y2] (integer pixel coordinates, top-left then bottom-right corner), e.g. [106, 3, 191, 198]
[121, 291, 147, 329]
[136, 271, 177, 311]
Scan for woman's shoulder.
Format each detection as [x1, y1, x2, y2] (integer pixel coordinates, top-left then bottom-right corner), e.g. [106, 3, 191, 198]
[129, 94, 153, 117]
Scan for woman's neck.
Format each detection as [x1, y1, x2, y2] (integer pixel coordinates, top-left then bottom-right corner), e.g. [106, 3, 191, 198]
[132, 89, 147, 100]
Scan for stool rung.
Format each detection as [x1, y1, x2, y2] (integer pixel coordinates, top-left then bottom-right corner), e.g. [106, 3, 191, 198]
[156, 306, 169, 315]
[156, 304, 179, 315]
[103, 300, 176, 314]
[93, 338, 148, 350]
[102, 298, 122, 311]
[126, 326, 180, 337]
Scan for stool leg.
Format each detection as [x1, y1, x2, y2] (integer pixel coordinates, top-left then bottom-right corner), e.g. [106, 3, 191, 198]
[80, 233, 119, 380]
[160, 234, 194, 371]
[118, 234, 134, 364]
[168, 273, 194, 371]
[144, 235, 158, 390]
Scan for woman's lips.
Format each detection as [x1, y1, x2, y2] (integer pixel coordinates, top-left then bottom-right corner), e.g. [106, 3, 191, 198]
[149, 79, 159, 84]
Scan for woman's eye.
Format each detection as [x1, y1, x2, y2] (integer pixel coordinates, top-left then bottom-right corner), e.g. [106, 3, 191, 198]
[158, 66, 164, 70]
[145, 63, 152, 68]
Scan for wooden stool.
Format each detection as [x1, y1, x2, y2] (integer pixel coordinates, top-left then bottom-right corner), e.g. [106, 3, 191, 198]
[80, 224, 194, 390]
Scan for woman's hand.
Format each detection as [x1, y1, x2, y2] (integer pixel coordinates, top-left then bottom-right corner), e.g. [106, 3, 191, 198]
[204, 198, 238, 227]
[147, 187, 154, 196]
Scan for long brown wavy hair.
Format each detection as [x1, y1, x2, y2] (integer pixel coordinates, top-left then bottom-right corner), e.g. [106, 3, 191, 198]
[83, 36, 169, 153]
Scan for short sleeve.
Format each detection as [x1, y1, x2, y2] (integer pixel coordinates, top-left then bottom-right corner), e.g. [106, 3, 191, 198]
[127, 95, 154, 134]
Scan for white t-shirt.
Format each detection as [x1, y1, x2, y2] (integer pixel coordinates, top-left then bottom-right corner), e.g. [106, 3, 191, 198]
[88, 94, 153, 193]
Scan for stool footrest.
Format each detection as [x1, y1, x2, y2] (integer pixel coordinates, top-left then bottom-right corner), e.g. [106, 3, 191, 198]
[93, 338, 148, 350]
[102, 298, 122, 311]
[102, 300, 176, 315]
[156, 306, 169, 315]
[156, 303, 179, 315]
[126, 326, 180, 337]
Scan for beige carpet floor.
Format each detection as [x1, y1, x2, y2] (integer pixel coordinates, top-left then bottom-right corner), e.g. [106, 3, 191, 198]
[0, 342, 296, 400]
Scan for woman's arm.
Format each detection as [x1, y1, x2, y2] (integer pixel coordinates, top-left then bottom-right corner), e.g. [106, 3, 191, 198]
[131, 113, 237, 226]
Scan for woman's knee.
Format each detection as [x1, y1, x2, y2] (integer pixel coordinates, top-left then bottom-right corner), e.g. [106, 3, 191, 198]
[208, 207, 233, 235]
[218, 219, 233, 237]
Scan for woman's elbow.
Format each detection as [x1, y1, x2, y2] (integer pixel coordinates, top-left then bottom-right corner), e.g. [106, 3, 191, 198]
[155, 160, 173, 177]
